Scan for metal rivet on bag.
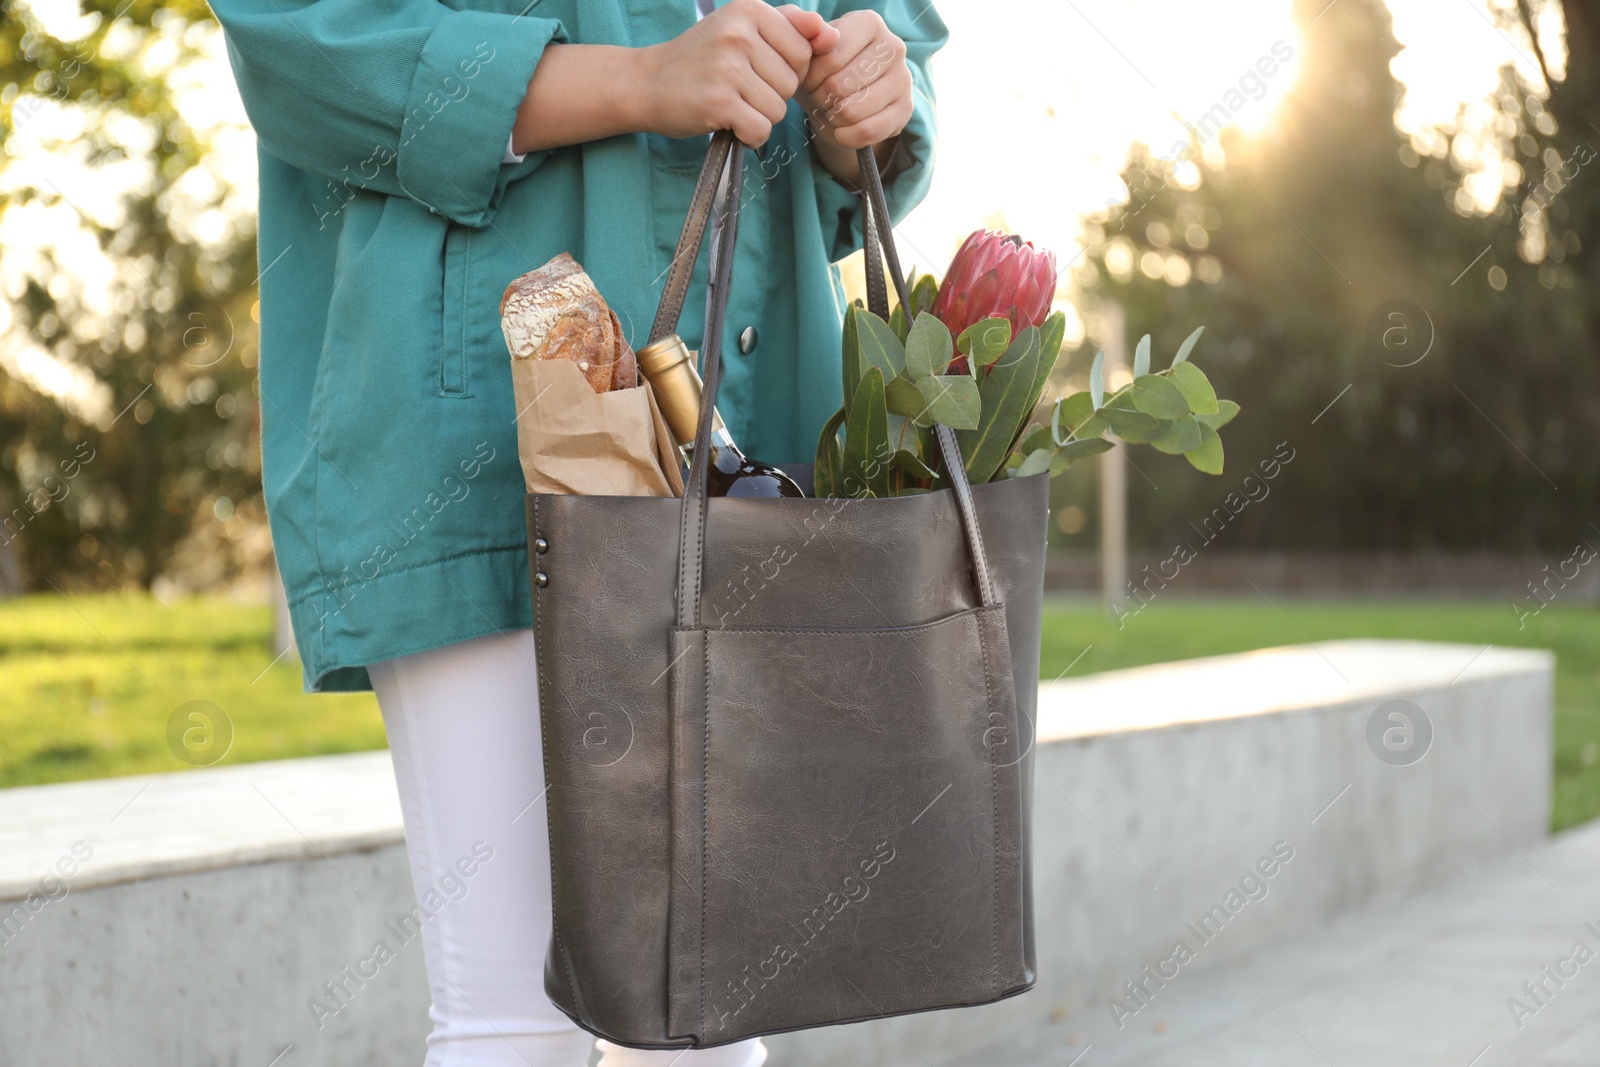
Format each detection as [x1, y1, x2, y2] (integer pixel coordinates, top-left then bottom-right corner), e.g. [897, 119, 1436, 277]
[534, 536, 549, 554]
[534, 572, 549, 588]
[738, 326, 758, 354]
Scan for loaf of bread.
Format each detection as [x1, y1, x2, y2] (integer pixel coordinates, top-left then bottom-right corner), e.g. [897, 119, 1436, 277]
[501, 252, 637, 393]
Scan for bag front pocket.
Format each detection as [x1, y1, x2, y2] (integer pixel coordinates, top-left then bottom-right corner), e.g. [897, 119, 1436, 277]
[666, 603, 1029, 1045]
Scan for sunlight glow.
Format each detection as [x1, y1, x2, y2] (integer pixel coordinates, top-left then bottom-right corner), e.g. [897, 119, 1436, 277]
[1386, 0, 1561, 216]
[905, 0, 1561, 289]
[901, 0, 1303, 285]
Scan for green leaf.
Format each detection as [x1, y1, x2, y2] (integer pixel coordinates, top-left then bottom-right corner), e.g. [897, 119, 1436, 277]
[1013, 447, 1053, 478]
[956, 326, 1043, 482]
[986, 324, 1041, 377]
[956, 316, 1011, 367]
[1090, 350, 1106, 409]
[1018, 424, 1053, 455]
[884, 375, 929, 423]
[841, 306, 863, 417]
[813, 406, 846, 497]
[1050, 438, 1114, 475]
[1054, 391, 1094, 427]
[1151, 414, 1202, 454]
[1196, 399, 1240, 430]
[1186, 422, 1225, 474]
[1051, 391, 1108, 442]
[856, 308, 905, 382]
[886, 411, 920, 494]
[909, 271, 940, 319]
[905, 312, 953, 378]
[1101, 403, 1165, 443]
[891, 448, 938, 480]
[915, 374, 981, 430]
[1032, 312, 1066, 392]
[1172, 325, 1205, 365]
[886, 410, 912, 449]
[1008, 311, 1066, 458]
[1132, 334, 1151, 378]
[915, 421, 939, 466]
[842, 368, 891, 497]
[888, 303, 909, 344]
[1167, 361, 1219, 415]
[1056, 437, 1114, 464]
[1130, 374, 1190, 419]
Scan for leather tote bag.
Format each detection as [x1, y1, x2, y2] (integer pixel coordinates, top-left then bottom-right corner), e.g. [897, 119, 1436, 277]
[527, 131, 1047, 1050]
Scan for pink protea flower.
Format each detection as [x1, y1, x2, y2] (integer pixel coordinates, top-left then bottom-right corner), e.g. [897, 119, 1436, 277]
[931, 229, 1059, 343]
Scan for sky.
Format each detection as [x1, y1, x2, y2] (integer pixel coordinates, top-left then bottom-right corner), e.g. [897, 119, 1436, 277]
[0, 0, 1563, 396]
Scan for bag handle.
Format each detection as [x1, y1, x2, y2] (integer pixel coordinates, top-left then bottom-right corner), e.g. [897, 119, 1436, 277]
[666, 133, 998, 628]
[857, 153, 997, 609]
[647, 130, 737, 346]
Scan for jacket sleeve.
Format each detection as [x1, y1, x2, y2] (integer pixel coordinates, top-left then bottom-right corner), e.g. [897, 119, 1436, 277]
[207, 0, 567, 228]
[810, 0, 948, 263]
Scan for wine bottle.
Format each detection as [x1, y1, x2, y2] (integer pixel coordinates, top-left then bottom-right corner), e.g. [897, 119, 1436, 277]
[635, 333, 806, 498]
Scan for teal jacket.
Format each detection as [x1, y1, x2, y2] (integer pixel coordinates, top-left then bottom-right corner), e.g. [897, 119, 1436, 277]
[210, 0, 947, 692]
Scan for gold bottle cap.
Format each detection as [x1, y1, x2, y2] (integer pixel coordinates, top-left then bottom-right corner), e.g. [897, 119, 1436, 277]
[635, 333, 724, 445]
[635, 332, 694, 378]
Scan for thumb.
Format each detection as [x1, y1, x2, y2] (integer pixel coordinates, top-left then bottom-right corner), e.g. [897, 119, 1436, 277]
[776, 4, 841, 51]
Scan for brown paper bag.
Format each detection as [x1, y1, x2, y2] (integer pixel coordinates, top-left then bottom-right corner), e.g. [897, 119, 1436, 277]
[510, 357, 685, 498]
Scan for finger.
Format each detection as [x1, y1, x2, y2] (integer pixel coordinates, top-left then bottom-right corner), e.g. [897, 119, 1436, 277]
[808, 22, 842, 53]
[745, 38, 802, 101]
[777, 5, 842, 53]
[812, 61, 912, 146]
[751, 2, 816, 80]
[736, 61, 792, 126]
[826, 95, 913, 149]
[818, 63, 904, 128]
[801, 11, 881, 91]
[804, 57, 878, 131]
[815, 36, 906, 113]
[774, 4, 830, 41]
[729, 98, 777, 148]
[801, 35, 866, 94]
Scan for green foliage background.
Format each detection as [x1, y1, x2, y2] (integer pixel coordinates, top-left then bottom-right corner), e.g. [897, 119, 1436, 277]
[1, 0, 263, 591]
[1071, 0, 1600, 553]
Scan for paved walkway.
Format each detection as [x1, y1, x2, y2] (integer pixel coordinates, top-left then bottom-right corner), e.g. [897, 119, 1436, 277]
[962, 820, 1600, 1067]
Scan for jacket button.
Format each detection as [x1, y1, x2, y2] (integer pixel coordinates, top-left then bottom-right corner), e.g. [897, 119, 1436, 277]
[534, 571, 549, 588]
[533, 536, 549, 554]
[738, 326, 758, 354]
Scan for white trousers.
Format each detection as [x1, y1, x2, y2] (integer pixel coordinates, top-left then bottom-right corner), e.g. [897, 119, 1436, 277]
[368, 628, 768, 1067]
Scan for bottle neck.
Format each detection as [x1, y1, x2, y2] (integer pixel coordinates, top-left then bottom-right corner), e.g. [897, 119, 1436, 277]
[635, 333, 725, 447]
[692, 426, 745, 472]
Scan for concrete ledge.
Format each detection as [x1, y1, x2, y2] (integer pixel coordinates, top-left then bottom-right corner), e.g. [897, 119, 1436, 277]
[0, 753, 424, 1066]
[1037, 638, 1549, 740]
[0, 641, 1553, 1067]
[0, 751, 403, 901]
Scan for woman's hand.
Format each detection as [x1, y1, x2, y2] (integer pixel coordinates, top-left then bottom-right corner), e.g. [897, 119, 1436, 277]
[795, 10, 913, 183]
[638, 0, 840, 147]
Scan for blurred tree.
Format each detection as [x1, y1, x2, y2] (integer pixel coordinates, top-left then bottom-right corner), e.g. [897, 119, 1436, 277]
[0, 0, 263, 591]
[1077, 0, 1598, 552]
[1492, 0, 1596, 348]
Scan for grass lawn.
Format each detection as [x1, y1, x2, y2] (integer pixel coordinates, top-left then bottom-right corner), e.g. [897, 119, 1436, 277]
[0, 594, 385, 788]
[2, 593, 1596, 830]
